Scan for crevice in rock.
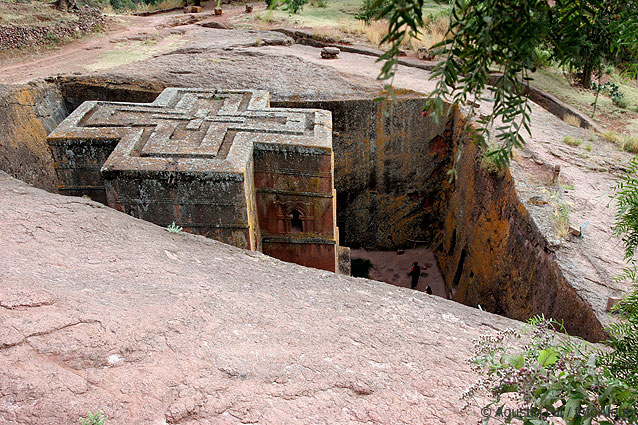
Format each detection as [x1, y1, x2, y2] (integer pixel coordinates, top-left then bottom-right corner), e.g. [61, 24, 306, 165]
[1, 319, 102, 350]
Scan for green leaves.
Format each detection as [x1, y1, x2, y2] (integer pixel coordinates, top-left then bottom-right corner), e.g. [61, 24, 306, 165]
[463, 315, 638, 425]
[80, 411, 107, 425]
[373, 0, 637, 171]
[538, 348, 559, 367]
[421, 0, 551, 168]
[562, 398, 582, 422]
[503, 354, 526, 369]
[267, 0, 308, 14]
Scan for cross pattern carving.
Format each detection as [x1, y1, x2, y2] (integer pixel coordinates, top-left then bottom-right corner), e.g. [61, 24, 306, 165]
[49, 88, 332, 177]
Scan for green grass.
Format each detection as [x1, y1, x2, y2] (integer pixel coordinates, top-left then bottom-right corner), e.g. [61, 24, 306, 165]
[529, 67, 638, 136]
[241, 0, 363, 28]
[83, 35, 185, 71]
[234, 0, 448, 33]
[531, 67, 638, 114]
[562, 136, 583, 147]
[480, 141, 505, 176]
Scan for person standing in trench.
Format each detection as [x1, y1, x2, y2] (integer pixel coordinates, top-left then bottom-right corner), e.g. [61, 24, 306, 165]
[408, 261, 421, 290]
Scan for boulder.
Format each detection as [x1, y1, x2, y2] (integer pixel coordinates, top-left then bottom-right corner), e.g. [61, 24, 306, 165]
[417, 47, 435, 61]
[321, 46, 340, 59]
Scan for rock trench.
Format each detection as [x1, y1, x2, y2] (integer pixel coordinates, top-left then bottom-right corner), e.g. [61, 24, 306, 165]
[0, 74, 615, 342]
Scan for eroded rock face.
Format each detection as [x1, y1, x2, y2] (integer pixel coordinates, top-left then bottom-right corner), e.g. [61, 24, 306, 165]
[433, 110, 621, 342]
[0, 82, 67, 192]
[0, 171, 520, 425]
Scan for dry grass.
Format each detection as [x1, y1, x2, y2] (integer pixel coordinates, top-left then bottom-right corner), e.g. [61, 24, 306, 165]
[338, 18, 369, 38]
[551, 195, 571, 238]
[563, 113, 581, 128]
[339, 14, 449, 52]
[130, 0, 184, 14]
[601, 130, 621, 144]
[622, 136, 638, 153]
[308, 0, 327, 7]
[0, 0, 72, 27]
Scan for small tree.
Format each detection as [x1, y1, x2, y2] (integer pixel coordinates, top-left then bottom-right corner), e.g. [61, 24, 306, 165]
[551, 0, 630, 88]
[267, 0, 308, 14]
[369, 0, 638, 167]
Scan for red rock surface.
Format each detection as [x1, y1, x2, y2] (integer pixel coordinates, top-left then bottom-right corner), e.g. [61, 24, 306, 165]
[0, 171, 522, 424]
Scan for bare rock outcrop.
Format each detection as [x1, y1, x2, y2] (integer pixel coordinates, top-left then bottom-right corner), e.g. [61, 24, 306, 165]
[0, 171, 521, 424]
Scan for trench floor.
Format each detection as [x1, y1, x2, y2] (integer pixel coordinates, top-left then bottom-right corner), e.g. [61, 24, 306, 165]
[350, 247, 446, 297]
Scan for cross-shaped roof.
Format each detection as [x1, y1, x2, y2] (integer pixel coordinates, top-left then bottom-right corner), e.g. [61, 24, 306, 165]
[48, 88, 332, 178]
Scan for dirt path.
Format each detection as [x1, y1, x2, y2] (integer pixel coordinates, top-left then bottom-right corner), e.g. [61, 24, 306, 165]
[0, 3, 252, 83]
[1, 12, 174, 82]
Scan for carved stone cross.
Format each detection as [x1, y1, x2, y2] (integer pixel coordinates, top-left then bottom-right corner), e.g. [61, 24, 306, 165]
[48, 88, 339, 272]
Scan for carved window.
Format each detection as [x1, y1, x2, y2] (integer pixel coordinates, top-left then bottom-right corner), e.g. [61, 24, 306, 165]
[291, 209, 303, 233]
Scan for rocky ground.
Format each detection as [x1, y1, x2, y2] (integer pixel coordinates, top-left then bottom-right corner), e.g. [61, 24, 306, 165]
[0, 171, 522, 424]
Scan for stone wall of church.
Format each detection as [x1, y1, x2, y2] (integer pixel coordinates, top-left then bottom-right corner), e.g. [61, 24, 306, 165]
[253, 144, 338, 271]
[275, 97, 452, 250]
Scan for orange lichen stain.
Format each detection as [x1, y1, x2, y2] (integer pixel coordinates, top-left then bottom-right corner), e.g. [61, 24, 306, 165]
[229, 230, 248, 249]
[8, 88, 48, 154]
[466, 204, 511, 279]
[373, 88, 423, 98]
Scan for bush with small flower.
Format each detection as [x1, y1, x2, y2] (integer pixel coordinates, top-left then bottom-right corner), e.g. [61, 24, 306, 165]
[461, 316, 638, 424]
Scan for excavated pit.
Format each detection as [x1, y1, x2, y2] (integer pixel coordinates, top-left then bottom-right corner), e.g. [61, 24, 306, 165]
[0, 77, 608, 342]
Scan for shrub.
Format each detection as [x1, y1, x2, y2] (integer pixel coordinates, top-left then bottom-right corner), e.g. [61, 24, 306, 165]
[480, 141, 506, 177]
[166, 222, 183, 233]
[109, 0, 135, 10]
[623, 136, 638, 154]
[80, 411, 107, 425]
[592, 81, 627, 109]
[532, 46, 553, 69]
[351, 258, 373, 279]
[614, 96, 629, 109]
[273, 0, 308, 13]
[356, 0, 389, 23]
[600, 289, 638, 390]
[462, 316, 638, 424]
